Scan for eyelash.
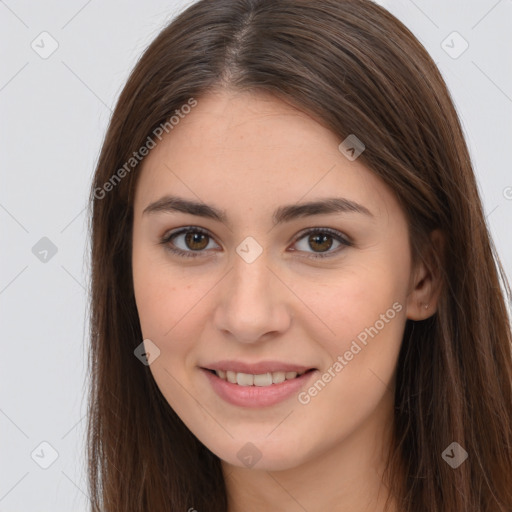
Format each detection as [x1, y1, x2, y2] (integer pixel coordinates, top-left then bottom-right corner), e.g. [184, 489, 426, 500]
[159, 226, 352, 260]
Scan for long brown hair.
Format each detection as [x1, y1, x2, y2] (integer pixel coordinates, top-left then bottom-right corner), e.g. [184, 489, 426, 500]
[86, 0, 512, 510]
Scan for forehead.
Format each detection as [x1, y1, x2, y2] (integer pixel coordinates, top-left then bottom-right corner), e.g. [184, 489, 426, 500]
[133, 89, 398, 224]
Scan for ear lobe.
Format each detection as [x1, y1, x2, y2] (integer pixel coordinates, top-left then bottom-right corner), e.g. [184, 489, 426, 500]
[406, 229, 445, 320]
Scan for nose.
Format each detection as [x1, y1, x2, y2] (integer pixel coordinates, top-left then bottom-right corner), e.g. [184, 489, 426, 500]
[213, 248, 292, 344]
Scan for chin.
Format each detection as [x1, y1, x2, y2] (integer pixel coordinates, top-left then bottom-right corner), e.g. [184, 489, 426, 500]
[211, 436, 311, 472]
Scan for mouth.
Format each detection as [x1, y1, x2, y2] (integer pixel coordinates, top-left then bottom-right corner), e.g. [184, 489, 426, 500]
[202, 367, 317, 387]
[200, 366, 319, 408]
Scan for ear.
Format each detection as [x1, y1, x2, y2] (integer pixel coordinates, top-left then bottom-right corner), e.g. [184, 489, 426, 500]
[406, 229, 445, 320]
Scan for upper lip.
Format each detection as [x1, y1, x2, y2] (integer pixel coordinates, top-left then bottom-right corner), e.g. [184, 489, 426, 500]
[202, 360, 316, 375]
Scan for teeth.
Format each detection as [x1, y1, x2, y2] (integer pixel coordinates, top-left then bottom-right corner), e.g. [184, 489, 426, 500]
[214, 369, 306, 386]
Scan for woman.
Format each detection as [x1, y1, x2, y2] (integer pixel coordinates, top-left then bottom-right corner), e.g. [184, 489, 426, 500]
[86, 0, 512, 510]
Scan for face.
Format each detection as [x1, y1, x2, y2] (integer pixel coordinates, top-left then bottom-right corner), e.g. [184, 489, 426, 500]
[131, 89, 417, 472]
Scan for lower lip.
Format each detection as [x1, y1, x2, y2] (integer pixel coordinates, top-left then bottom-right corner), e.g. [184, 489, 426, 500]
[200, 368, 318, 408]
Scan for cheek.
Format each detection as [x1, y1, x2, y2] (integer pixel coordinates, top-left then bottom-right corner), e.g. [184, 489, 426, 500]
[293, 252, 408, 395]
[132, 250, 218, 371]
[132, 241, 191, 337]
[296, 271, 406, 432]
[132, 254, 166, 338]
[132, 256, 203, 411]
[134, 277, 197, 345]
[299, 267, 405, 343]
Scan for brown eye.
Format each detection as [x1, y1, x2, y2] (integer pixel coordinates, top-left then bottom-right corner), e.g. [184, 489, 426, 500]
[184, 231, 209, 251]
[161, 226, 351, 260]
[292, 228, 351, 259]
[160, 227, 219, 258]
[307, 232, 334, 253]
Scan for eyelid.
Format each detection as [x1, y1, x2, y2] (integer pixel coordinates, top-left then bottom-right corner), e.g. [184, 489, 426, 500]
[291, 226, 351, 245]
[160, 225, 352, 259]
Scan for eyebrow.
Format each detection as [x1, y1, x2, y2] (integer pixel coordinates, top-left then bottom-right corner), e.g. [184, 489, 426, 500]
[142, 194, 373, 226]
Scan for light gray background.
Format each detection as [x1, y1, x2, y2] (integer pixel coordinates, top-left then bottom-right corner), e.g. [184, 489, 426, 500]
[1, 0, 511, 510]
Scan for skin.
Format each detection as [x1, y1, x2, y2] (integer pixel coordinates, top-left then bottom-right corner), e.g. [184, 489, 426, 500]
[131, 89, 442, 511]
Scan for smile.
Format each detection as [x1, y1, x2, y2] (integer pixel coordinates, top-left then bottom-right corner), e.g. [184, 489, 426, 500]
[210, 368, 311, 386]
[200, 367, 318, 408]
